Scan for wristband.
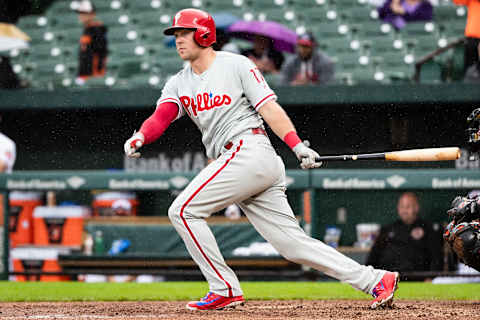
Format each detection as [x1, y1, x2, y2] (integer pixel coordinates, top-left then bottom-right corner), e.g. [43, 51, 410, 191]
[283, 131, 302, 149]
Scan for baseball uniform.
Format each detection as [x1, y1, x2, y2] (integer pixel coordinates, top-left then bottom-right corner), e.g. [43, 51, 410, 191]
[160, 52, 387, 297]
[0, 132, 16, 173]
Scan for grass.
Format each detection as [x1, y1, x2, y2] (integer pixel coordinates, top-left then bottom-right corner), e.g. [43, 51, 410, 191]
[0, 281, 479, 302]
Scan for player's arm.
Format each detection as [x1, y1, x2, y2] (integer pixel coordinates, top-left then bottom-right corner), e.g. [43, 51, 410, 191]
[258, 100, 321, 169]
[124, 102, 179, 158]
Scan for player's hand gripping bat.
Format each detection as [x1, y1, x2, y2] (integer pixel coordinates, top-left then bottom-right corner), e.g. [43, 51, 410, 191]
[315, 147, 460, 162]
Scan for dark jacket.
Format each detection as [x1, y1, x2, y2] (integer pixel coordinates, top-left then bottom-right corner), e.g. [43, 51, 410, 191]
[366, 218, 443, 272]
[378, 0, 433, 28]
[78, 20, 108, 77]
[280, 50, 334, 85]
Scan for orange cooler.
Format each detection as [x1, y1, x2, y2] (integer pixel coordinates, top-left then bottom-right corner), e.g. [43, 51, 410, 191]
[9, 192, 43, 247]
[33, 206, 89, 246]
[11, 247, 70, 281]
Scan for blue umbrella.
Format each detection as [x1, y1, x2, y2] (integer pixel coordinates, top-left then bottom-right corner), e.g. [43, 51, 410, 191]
[164, 12, 240, 48]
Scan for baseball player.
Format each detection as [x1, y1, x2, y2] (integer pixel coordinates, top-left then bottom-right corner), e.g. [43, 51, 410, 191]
[124, 8, 399, 311]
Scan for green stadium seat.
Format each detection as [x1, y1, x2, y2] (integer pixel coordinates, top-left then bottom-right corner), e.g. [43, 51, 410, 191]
[108, 26, 139, 43]
[128, 0, 164, 11]
[48, 1, 72, 14]
[365, 37, 398, 54]
[47, 13, 80, 29]
[312, 22, 343, 39]
[439, 20, 466, 38]
[55, 27, 83, 46]
[340, 7, 374, 23]
[17, 15, 49, 30]
[353, 21, 394, 38]
[258, 8, 288, 23]
[433, 5, 463, 22]
[109, 42, 142, 59]
[289, 0, 329, 9]
[130, 11, 172, 28]
[97, 11, 130, 26]
[205, 0, 237, 11]
[303, 7, 331, 23]
[323, 37, 352, 55]
[417, 59, 443, 83]
[402, 22, 437, 36]
[117, 60, 145, 78]
[28, 43, 56, 60]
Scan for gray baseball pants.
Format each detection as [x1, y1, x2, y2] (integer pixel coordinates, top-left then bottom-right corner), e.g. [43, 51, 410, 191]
[168, 132, 385, 297]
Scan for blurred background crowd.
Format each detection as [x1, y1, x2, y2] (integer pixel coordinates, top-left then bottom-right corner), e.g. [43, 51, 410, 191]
[0, 0, 478, 90]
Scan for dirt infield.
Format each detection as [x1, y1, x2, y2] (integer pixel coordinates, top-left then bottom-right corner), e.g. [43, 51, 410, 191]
[0, 300, 478, 320]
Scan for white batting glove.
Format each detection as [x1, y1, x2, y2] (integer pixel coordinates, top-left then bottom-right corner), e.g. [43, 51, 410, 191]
[292, 140, 322, 169]
[124, 131, 145, 158]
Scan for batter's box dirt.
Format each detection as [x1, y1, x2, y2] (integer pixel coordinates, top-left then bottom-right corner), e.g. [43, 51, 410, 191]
[0, 300, 478, 320]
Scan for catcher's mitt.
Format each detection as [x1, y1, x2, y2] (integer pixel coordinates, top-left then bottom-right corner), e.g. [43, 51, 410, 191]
[444, 221, 480, 271]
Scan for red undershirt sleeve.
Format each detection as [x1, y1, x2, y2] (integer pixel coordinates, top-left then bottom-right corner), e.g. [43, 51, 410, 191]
[139, 102, 179, 144]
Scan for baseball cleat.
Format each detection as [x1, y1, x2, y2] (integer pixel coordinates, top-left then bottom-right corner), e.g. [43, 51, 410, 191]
[186, 292, 245, 311]
[370, 271, 399, 309]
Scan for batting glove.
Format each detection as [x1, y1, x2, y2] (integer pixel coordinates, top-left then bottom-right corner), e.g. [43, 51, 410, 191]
[124, 131, 144, 158]
[293, 140, 322, 169]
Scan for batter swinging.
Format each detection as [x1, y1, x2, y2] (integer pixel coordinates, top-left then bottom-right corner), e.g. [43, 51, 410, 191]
[124, 8, 399, 311]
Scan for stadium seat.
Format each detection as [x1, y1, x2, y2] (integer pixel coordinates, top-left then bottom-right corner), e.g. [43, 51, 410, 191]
[130, 11, 172, 28]
[417, 59, 443, 83]
[55, 27, 83, 46]
[17, 15, 49, 30]
[312, 22, 343, 39]
[402, 22, 437, 36]
[354, 21, 393, 38]
[108, 26, 139, 43]
[47, 12, 80, 29]
[97, 11, 130, 27]
[434, 5, 463, 22]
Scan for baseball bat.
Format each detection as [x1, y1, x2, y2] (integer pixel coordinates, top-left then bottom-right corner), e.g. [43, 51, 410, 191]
[315, 147, 460, 162]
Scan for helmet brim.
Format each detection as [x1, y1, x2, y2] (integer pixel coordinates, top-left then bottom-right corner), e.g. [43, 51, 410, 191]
[163, 26, 196, 36]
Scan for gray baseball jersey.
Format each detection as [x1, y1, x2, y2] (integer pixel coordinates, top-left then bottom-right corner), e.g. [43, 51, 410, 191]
[162, 51, 387, 301]
[157, 51, 277, 159]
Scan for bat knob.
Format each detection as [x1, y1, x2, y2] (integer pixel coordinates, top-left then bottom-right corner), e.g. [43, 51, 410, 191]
[135, 140, 142, 148]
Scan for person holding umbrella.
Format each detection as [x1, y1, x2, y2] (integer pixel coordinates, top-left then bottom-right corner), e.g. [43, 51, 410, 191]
[241, 34, 284, 74]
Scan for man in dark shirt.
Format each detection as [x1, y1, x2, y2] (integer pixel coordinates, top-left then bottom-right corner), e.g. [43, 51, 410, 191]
[75, 0, 107, 79]
[367, 192, 443, 272]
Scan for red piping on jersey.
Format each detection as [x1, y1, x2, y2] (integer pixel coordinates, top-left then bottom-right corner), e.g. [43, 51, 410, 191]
[158, 97, 180, 105]
[179, 140, 243, 298]
[254, 93, 276, 110]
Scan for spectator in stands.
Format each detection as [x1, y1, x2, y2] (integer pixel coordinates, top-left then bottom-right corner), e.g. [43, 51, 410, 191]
[212, 29, 240, 54]
[0, 0, 30, 89]
[378, 0, 433, 30]
[75, 0, 108, 80]
[464, 42, 480, 83]
[281, 32, 334, 86]
[452, 0, 480, 72]
[241, 35, 284, 74]
[366, 192, 443, 272]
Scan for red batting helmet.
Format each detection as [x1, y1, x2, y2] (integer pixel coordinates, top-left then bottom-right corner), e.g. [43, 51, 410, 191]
[163, 8, 216, 47]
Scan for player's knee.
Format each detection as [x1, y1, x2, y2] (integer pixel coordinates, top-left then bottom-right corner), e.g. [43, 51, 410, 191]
[168, 202, 182, 224]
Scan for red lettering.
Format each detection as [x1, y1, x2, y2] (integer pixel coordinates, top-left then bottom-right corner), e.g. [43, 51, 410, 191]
[222, 94, 231, 105]
[196, 94, 204, 111]
[178, 93, 232, 117]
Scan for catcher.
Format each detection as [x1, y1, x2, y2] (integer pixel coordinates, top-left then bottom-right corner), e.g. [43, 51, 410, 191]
[444, 191, 480, 271]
